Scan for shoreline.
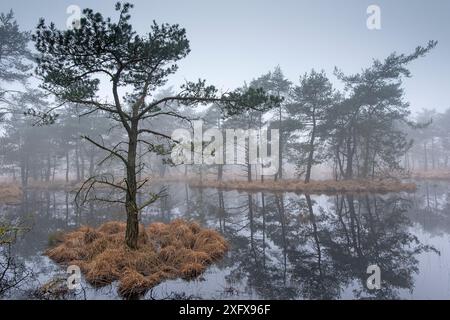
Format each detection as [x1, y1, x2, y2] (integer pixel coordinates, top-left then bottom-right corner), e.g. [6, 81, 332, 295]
[188, 179, 417, 194]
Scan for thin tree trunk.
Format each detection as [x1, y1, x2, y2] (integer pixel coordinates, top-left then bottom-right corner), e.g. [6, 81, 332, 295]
[89, 150, 95, 177]
[20, 158, 28, 188]
[423, 142, 428, 171]
[125, 120, 139, 250]
[345, 135, 354, 179]
[277, 106, 283, 180]
[52, 156, 56, 182]
[75, 142, 80, 181]
[46, 154, 51, 182]
[363, 136, 371, 178]
[305, 109, 316, 183]
[65, 151, 70, 182]
[431, 138, 436, 169]
[80, 147, 85, 180]
[218, 164, 223, 181]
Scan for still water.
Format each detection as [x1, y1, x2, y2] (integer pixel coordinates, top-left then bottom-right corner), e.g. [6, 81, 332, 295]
[1, 180, 450, 299]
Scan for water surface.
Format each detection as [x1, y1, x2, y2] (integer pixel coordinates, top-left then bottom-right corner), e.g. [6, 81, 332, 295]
[2, 180, 449, 300]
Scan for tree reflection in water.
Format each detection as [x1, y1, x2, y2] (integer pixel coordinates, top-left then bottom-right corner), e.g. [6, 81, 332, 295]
[0, 182, 444, 299]
[200, 190, 439, 299]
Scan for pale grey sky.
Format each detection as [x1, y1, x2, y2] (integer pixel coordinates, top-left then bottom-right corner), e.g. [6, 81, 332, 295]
[1, 0, 449, 113]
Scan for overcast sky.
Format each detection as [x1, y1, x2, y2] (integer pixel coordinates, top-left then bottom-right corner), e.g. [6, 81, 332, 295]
[1, 0, 449, 113]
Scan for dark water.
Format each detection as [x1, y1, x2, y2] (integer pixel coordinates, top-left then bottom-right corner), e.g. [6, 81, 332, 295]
[1, 180, 450, 300]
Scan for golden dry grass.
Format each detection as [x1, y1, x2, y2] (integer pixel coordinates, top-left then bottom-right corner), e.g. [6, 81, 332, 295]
[0, 183, 23, 204]
[408, 170, 450, 181]
[45, 220, 228, 298]
[189, 179, 417, 194]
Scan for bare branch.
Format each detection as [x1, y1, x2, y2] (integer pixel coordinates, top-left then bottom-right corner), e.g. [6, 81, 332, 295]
[82, 135, 128, 166]
[138, 128, 174, 141]
[75, 175, 127, 207]
[138, 187, 167, 211]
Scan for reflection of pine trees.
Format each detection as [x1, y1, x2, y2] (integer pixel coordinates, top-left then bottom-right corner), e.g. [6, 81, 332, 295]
[3, 189, 128, 261]
[1, 215, 33, 297]
[322, 194, 432, 299]
[221, 192, 297, 299]
[407, 181, 450, 234]
[199, 189, 438, 299]
[3, 182, 443, 299]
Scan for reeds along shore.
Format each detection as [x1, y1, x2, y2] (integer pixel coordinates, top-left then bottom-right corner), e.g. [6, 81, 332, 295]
[408, 170, 450, 181]
[0, 178, 418, 201]
[46, 220, 229, 298]
[189, 179, 417, 194]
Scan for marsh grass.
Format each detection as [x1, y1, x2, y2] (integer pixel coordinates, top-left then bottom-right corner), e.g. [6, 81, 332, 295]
[189, 179, 417, 194]
[45, 220, 228, 298]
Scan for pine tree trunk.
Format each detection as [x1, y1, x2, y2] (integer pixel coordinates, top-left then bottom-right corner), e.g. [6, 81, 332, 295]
[431, 138, 436, 169]
[277, 106, 283, 180]
[125, 120, 139, 250]
[423, 142, 428, 171]
[346, 135, 354, 180]
[89, 149, 95, 177]
[52, 156, 56, 182]
[75, 142, 80, 182]
[20, 157, 28, 188]
[305, 110, 316, 183]
[218, 164, 223, 181]
[80, 147, 85, 180]
[65, 151, 70, 182]
[46, 154, 51, 182]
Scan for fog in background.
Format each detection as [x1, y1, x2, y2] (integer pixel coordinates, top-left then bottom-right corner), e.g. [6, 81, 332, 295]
[1, 0, 449, 113]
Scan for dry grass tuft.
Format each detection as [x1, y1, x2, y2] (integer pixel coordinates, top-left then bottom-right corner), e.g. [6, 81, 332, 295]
[97, 221, 127, 234]
[45, 219, 228, 298]
[117, 268, 155, 297]
[189, 179, 417, 194]
[180, 262, 206, 279]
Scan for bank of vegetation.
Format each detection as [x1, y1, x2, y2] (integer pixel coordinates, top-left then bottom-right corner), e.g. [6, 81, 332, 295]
[189, 179, 417, 194]
[46, 220, 228, 298]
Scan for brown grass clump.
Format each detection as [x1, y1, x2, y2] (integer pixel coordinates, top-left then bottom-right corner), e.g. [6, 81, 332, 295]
[117, 268, 155, 297]
[189, 179, 417, 194]
[45, 219, 228, 298]
[97, 221, 127, 234]
[180, 263, 206, 279]
[0, 183, 22, 204]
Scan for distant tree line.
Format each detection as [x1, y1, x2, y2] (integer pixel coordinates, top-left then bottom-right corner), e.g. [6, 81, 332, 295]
[405, 108, 450, 171]
[203, 41, 438, 182]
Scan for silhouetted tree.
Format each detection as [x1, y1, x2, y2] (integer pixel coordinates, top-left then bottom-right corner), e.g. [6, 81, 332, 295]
[288, 70, 335, 182]
[33, 2, 278, 249]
